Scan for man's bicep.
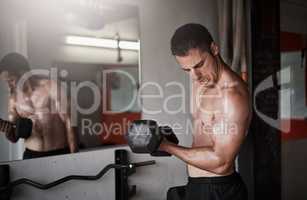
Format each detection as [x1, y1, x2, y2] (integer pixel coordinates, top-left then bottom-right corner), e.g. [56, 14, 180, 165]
[6, 97, 19, 142]
[213, 119, 247, 163]
[8, 97, 19, 122]
[213, 92, 250, 161]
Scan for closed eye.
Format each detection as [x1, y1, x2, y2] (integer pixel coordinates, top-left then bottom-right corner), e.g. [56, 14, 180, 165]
[194, 60, 204, 69]
[181, 59, 205, 72]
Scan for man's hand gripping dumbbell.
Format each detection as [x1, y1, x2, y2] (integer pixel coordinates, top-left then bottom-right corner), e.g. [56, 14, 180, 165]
[126, 120, 179, 156]
[0, 117, 33, 141]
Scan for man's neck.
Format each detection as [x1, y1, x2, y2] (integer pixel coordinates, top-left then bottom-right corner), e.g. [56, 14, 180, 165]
[204, 57, 226, 89]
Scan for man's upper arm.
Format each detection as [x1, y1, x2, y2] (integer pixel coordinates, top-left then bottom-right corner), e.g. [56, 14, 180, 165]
[8, 96, 18, 122]
[6, 96, 19, 142]
[212, 90, 250, 164]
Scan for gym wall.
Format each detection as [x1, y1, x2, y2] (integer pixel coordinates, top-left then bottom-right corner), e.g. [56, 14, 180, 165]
[280, 1, 307, 200]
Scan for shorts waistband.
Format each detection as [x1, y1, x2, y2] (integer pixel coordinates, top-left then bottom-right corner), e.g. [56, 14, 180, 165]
[188, 172, 241, 184]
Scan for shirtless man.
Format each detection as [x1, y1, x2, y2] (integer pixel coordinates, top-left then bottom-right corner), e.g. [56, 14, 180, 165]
[160, 24, 251, 199]
[0, 53, 78, 159]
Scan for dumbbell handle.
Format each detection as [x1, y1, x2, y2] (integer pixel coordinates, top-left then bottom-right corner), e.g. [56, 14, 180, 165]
[159, 126, 179, 144]
[150, 126, 179, 157]
[0, 118, 15, 134]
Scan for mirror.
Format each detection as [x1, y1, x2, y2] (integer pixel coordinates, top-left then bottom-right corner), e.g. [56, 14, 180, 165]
[0, 0, 141, 162]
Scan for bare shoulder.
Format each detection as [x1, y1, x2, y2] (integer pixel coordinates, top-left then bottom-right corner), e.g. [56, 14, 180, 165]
[222, 80, 250, 122]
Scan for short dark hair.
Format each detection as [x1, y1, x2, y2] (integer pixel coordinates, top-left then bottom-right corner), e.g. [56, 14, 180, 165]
[170, 23, 214, 56]
[0, 53, 30, 76]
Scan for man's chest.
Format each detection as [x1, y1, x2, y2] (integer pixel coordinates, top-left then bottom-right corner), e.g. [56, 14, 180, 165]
[192, 87, 229, 144]
[193, 86, 226, 117]
[14, 89, 52, 117]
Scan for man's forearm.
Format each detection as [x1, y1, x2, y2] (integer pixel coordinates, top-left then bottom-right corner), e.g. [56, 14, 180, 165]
[5, 129, 18, 143]
[68, 135, 78, 153]
[160, 142, 228, 174]
[67, 127, 78, 153]
[1, 122, 18, 143]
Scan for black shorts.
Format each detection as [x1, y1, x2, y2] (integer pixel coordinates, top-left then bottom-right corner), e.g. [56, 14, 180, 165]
[168, 172, 248, 200]
[186, 172, 248, 200]
[23, 148, 70, 159]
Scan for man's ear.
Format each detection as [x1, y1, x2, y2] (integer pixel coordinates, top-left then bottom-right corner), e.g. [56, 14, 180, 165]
[210, 42, 219, 56]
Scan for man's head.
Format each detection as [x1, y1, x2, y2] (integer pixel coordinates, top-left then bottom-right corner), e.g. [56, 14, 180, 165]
[0, 53, 30, 88]
[171, 23, 221, 86]
[171, 23, 214, 56]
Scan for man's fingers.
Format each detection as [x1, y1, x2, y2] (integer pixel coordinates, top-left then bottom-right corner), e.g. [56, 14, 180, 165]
[4, 121, 10, 133]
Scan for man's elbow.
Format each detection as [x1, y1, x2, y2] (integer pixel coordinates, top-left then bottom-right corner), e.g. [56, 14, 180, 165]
[196, 157, 232, 175]
[211, 159, 233, 175]
[68, 136, 79, 153]
[70, 144, 79, 153]
[11, 139, 19, 143]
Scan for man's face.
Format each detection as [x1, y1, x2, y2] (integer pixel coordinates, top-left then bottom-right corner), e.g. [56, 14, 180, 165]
[0, 70, 18, 88]
[175, 48, 218, 86]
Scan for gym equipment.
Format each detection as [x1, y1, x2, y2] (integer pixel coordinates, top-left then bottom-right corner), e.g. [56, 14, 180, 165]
[0, 118, 32, 139]
[126, 120, 179, 156]
[0, 117, 32, 139]
[0, 149, 155, 200]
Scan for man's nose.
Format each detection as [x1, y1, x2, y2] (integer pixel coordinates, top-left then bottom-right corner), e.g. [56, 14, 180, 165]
[191, 68, 201, 80]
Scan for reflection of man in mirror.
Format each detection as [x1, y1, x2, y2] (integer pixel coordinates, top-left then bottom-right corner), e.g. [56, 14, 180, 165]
[0, 53, 78, 159]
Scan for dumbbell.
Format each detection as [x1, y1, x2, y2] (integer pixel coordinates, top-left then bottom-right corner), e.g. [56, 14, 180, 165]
[126, 120, 179, 156]
[0, 117, 32, 139]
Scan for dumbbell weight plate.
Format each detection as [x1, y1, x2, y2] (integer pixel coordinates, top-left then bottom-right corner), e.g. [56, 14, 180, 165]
[15, 117, 32, 139]
[126, 120, 162, 153]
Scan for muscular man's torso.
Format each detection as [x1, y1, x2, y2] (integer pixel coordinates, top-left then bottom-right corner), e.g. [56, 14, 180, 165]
[189, 69, 249, 177]
[11, 80, 68, 152]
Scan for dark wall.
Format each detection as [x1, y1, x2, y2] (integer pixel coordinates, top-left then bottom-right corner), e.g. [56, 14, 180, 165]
[250, 0, 281, 199]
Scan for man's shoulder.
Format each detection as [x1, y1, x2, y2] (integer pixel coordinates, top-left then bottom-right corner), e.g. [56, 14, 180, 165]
[224, 84, 246, 98]
[220, 74, 249, 100]
[221, 67, 248, 90]
[220, 77, 250, 118]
